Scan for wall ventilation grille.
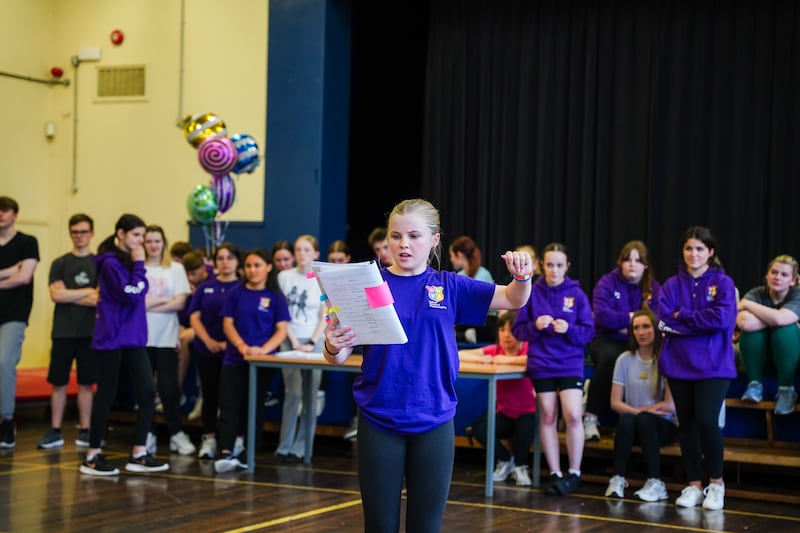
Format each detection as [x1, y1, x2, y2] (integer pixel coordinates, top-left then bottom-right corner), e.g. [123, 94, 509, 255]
[97, 66, 146, 97]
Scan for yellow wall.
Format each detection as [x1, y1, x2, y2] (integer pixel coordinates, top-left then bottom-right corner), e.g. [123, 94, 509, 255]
[0, 0, 268, 368]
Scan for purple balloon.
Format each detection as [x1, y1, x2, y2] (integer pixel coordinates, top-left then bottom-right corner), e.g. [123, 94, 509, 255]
[211, 174, 236, 213]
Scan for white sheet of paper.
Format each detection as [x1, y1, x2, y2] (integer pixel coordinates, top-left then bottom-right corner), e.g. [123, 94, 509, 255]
[312, 260, 408, 345]
[273, 350, 326, 361]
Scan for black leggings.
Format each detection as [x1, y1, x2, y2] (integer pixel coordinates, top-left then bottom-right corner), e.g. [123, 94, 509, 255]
[89, 347, 155, 449]
[471, 412, 536, 466]
[613, 411, 678, 478]
[217, 364, 271, 452]
[147, 346, 183, 436]
[357, 413, 454, 533]
[668, 378, 730, 481]
[586, 337, 627, 422]
[195, 350, 223, 436]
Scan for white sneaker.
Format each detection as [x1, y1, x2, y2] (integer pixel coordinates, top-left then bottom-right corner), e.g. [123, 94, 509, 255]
[605, 475, 628, 498]
[493, 458, 515, 482]
[676, 485, 704, 508]
[169, 431, 196, 455]
[145, 432, 157, 455]
[512, 465, 531, 486]
[343, 416, 358, 441]
[702, 483, 725, 511]
[584, 414, 600, 441]
[198, 435, 217, 459]
[232, 436, 245, 458]
[635, 478, 668, 502]
[214, 454, 246, 474]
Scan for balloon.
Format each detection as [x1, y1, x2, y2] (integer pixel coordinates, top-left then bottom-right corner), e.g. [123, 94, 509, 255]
[211, 174, 236, 214]
[183, 112, 227, 148]
[187, 184, 218, 225]
[198, 136, 237, 175]
[230, 133, 261, 174]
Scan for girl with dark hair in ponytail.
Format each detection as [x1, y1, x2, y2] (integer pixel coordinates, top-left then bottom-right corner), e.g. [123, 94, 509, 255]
[653, 226, 736, 511]
[80, 214, 169, 476]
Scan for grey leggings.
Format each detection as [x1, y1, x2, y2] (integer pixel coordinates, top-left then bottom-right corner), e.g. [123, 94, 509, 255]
[357, 413, 454, 533]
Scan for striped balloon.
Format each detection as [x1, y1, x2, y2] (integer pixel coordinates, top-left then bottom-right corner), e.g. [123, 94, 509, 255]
[230, 133, 261, 174]
[198, 136, 237, 175]
[211, 174, 236, 214]
[184, 112, 227, 148]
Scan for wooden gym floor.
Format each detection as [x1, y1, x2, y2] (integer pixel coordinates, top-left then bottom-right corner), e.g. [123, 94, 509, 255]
[2, 406, 800, 532]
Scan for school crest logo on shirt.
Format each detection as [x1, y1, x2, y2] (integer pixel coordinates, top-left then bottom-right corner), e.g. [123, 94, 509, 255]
[613, 290, 621, 300]
[258, 297, 271, 311]
[426, 285, 447, 309]
[562, 296, 575, 313]
[706, 285, 717, 301]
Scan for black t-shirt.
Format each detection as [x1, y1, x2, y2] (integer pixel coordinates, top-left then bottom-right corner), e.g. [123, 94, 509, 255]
[0, 231, 40, 324]
[50, 252, 97, 338]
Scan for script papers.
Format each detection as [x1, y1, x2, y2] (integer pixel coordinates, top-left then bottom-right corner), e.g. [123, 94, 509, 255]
[311, 261, 408, 345]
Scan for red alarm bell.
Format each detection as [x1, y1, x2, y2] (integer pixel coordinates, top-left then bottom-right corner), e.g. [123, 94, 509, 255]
[110, 29, 124, 45]
[51, 67, 64, 78]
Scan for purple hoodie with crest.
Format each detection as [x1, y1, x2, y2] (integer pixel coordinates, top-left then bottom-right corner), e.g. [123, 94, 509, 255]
[91, 251, 148, 351]
[512, 276, 594, 379]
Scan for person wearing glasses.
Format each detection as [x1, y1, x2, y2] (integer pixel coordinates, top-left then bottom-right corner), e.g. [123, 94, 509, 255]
[36, 214, 98, 450]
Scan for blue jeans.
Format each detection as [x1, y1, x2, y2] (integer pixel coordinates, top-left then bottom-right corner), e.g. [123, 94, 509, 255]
[276, 367, 322, 457]
[0, 322, 26, 420]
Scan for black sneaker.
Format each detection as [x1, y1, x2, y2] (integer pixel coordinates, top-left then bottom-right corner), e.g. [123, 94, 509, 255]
[75, 429, 90, 447]
[80, 453, 120, 476]
[555, 473, 581, 495]
[125, 453, 170, 473]
[0, 419, 15, 449]
[544, 473, 562, 495]
[37, 428, 65, 449]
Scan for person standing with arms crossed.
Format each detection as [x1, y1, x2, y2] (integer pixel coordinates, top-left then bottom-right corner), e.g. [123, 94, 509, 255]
[37, 214, 98, 449]
[0, 196, 39, 449]
[324, 198, 533, 533]
[653, 226, 736, 511]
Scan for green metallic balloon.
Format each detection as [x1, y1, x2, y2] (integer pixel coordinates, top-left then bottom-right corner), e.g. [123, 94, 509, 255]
[187, 184, 218, 225]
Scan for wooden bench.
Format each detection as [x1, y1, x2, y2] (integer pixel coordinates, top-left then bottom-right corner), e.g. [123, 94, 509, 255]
[16, 368, 79, 402]
[455, 398, 800, 500]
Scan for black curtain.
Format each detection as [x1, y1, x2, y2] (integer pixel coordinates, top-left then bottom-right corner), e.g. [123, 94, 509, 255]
[420, 0, 800, 294]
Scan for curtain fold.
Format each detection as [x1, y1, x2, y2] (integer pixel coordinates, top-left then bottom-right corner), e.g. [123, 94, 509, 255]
[421, 0, 800, 292]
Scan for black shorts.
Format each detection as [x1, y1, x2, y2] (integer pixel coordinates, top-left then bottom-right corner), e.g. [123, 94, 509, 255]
[48, 338, 97, 386]
[532, 376, 584, 393]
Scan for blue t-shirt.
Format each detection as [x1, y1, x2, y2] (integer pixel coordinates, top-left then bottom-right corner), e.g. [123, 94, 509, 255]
[190, 277, 241, 357]
[221, 285, 290, 367]
[355, 267, 495, 436]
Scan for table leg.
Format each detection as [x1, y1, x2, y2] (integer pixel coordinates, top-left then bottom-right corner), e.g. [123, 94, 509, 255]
[485, 377, 497, 497]
[532, 411, 541, 487]
[302, 368, 314, 464]
[246, 363, 257, 473]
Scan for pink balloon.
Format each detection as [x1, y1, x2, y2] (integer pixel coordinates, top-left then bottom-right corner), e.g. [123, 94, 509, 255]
[211, 174, 236, 213]
[198, 136, 237, 175]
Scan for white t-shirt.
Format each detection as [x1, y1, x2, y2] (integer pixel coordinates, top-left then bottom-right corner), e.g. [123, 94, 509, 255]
[145, 261, 191, 348]
[278, 268, 323, 340]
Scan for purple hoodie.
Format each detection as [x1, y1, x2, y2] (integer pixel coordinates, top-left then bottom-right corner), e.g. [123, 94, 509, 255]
[512, 276, 594, 379]
[653, 266, 737, 380]
[91, 251, 148, 351]
[593, 268, 661, 341]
